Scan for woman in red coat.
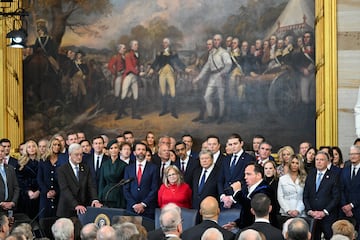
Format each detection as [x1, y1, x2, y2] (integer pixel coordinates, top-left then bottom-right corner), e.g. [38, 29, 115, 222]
[158, 165, 192, 208]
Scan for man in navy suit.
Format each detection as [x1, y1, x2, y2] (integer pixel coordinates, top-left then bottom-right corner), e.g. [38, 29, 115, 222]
[123, 142, 158, 219]
[238, 193, 283, 240]
[83, 136, 109, 192]
[174, 141, 199, 186]
[0, 145, 19, 216]
[182, 134, 199, 160]
[223, 162, 275, 230]
[303, 151, 340, 240]
[218, 133, 254, 209]
[191, 150, 220, 210]
[340, 145, 360, 234]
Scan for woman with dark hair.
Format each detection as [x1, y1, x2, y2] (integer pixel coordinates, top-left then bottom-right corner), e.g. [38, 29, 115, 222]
[144, 131, 157, 154]
[332, 146, 344, 168]
[98, 140, 127, 208]
[37, 137, 62, 219]
[158, 165, 192, 208]
[304, 147, 317, 173]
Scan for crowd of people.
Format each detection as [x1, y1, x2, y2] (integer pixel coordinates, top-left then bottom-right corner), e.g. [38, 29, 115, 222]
[0, 131, 359, 240]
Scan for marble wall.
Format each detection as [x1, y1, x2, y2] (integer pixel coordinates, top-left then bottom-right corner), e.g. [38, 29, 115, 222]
[337, 0, 360, 154]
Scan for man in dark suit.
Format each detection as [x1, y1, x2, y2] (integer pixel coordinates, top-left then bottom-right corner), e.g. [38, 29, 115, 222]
[238, 193, 283, 240]
[340, 145, 360, 233]
[152, 143, 174, 184]
[174, 141, 199, 186]
[160, 206, 183, 239]
[0, 138, 18, 169]
[303, 151, 340, 240]
[83, 135, 109, 192]
[123, 142, 158, 219]
[0, 145, 19, 216]
[148, 203, 181, 240]
[207, 135, 226, 168]
[218, 133, 254, 209]
[223, 162, 275, 230]
[191, 150, 219, 210]
[57, 143, 102, 218]
[182, 196, 234, 240]
[182, 134, 199, 160]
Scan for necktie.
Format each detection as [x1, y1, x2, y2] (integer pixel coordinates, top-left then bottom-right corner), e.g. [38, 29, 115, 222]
[352, 167, 357, 179]
[96, 156, 100, 172]
[316, 172, 323, 191]
[230, 155, 237, 174]
[198, 169, 207, 193]
[75, 166, 79, 181]
[181, 161, 185, 173]
[137, 164, 142, 185]
[161, 162, 166, 179]
[0, 165, 8, 200]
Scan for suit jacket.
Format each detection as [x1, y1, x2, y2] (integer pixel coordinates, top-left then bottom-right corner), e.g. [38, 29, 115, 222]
[217, 151, 254, 199]
[123, 161, 159, 219]
[191, 165, 220, 210]
[0, 164, 19, 211]
[233, 180, 274, 228]
[181, 220, 235, 240]
[147, 228, 164, 240]
[56, 162, 98, 218]
[340, 165, 360, 222]
[84, 154, 109, 191]
[240, 221, 284, 240]
[303, 168, 340, 215]
[175, 156, 200, 186]
[7, 156, 18, 169]
[214, 152, 226, 169]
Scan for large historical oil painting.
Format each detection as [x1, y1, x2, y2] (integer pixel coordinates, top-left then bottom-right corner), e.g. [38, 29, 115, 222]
[23, 0, 315, 150]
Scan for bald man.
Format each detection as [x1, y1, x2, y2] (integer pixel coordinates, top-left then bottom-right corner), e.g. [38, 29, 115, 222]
[181, 196, 235, 240]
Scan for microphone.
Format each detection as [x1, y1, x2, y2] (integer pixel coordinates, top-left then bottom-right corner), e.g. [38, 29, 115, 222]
[104, 178, 135, 206]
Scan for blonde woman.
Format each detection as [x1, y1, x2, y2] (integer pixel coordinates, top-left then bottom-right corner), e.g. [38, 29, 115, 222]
[17, 140, 41, 219]
[37, 137, 62, 219]
[157, 165, 192, 208]
[276, 146, 295, 177]
[277, 154, 307, 225]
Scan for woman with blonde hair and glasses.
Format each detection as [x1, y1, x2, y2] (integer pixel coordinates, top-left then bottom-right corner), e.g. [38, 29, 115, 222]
[158, 165, 192, 208]
[277, 154, 307, 226]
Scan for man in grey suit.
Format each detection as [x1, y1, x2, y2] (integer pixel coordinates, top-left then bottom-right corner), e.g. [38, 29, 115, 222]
[57, 143, 102, 218]
[0, 145, 19, 216]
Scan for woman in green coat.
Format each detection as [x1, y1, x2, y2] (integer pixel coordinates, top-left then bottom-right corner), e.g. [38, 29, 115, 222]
[98, 140, 127, 208]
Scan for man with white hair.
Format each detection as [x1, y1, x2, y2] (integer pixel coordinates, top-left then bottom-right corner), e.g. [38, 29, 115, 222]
[51, 218, 74, 240]
[113, 222, 139, 240]
[238, 229, 262, 240]
[194, 33, 232, 124]
[80, 223, 98, 240]
[201, 228, 224, 240]
[160, 207, 183, 239]
[57, 143, 102, 218]
[96, 226, 116, 240]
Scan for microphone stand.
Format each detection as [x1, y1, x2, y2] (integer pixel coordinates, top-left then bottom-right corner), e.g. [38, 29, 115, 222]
[104, 178, 133, 207]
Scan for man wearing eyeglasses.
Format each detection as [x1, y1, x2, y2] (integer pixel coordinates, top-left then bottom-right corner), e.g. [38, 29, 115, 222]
[340, 145, 360, 236]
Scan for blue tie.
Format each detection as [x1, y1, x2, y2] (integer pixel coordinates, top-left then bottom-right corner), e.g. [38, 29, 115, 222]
[0, 165, 8, 200]
[198, 169, 207, 193]
[230, 155, 237, 174]
[75, 166, 79, 181]
[316, 172, 323, 191]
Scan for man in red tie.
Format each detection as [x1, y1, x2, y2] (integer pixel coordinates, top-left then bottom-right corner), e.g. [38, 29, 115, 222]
[123, 142, 159, 219]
